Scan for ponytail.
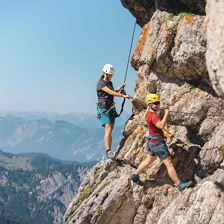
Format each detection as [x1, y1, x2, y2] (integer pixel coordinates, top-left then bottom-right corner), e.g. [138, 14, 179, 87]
[100, 73, 105, 80]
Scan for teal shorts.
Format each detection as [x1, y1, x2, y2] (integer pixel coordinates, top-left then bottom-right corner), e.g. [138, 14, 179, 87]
[97, 107, 117, 127]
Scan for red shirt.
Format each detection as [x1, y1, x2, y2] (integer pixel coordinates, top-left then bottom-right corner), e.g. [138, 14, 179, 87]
[146, 111, 164, 142]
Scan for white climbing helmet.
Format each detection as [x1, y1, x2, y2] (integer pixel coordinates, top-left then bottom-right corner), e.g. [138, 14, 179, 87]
[102, 64, 115, 75]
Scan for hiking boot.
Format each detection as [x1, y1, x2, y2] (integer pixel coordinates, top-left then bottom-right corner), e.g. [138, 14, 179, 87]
[177, 181, 192, 191]
[130, 174, 144, 186]
[106, 150, 116, 160]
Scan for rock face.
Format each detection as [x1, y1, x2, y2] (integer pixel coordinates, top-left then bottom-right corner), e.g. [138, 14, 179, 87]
[64, 1, 224, 224]
[206, 0, 224, 97]
[120, 0, 205, 27]
[0, 116, 123, 162]
[132, 11, 207, 81]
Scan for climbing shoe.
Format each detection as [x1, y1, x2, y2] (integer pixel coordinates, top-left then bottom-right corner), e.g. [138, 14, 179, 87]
[130, 174, 144, 186]
[105, 150, 116, 160]
[177, 181, 193, 191]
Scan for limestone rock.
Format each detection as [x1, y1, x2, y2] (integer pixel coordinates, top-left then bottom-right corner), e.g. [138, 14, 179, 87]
[156, 169, 224, 224]
[206, 0, 224, 97]
[64, 1, 224, 224]
[120, 0, 205, 27]
[132, 11, 207, 81]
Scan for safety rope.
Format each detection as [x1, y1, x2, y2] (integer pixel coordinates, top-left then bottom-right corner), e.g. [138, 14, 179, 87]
[124, 20, 137, 84]
[117, 20, 137, 117]
[162, 127, 189, 147]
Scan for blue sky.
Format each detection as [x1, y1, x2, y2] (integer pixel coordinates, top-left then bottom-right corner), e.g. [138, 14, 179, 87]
[0, 0, 141, 114]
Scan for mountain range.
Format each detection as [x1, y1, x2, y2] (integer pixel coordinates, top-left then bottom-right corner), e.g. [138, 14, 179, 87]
[0, 112, 129, 162]
[0, 112, 129, 223]
[0, 149, 94, 224]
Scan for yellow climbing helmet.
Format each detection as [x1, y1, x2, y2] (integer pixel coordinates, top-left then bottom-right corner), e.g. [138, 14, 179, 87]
[146, 93, 160, 105]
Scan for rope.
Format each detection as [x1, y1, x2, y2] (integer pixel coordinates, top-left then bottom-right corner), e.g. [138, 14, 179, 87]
[124, 20, 137, 83]
[117, 20, 137, 117]
[162, 127, 189, 147]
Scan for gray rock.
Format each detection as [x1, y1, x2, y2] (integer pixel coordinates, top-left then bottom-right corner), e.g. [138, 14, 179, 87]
[120, 0, 205, 27]
[156, 169, 224, 224]
[206, 0, 224, 97]
[64, 2, 224, 224]
[132, 11, 207, 81]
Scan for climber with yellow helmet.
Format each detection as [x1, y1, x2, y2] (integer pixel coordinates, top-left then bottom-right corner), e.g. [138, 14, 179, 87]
[131, 93, 192, 191]
[97, 64, 132, 159]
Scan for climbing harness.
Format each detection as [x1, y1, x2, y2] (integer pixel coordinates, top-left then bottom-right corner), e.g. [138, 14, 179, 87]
[97, 102, 117, 119]
[117, 20, 137, 117]
[147, 135, 165, 141]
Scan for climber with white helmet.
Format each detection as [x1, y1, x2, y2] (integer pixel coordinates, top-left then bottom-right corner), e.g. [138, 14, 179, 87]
[131, 93, 192, 191]
[97, 64, 132, 159]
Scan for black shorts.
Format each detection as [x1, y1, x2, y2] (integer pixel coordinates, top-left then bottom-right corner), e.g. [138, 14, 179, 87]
[147, 141, 170, 161]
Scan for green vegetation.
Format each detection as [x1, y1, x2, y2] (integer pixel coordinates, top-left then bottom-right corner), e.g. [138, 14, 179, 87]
[172, 12, 196, 33]
[99, 181, 110, 192]
[95, 181, 110, 197]
[95, 205, 103, 216]
[177, 12, 196, 17]
[77, 186, 94, 206]
[161, 12, 196, 34]
[92, 169, 101, 182]
[161, 14, 173, 25]
[0, 154, 33, 171]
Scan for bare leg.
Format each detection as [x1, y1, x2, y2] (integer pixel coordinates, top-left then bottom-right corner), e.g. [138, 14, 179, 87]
[163, 156, 181, 186]
[104, 123, 114, 150]
[136, 155, 157, 175]
[109, 124, 113, 149]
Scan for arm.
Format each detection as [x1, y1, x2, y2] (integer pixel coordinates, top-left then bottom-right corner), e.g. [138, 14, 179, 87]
[115, 83, 126, 92]
[155, 109, 169, 129]
[144, 106, 150, 119]
[162, 128, 172, 138]
[101, 86, 129, 98]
